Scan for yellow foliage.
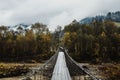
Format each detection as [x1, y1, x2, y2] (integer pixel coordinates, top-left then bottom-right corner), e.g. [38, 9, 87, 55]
[25, 30, 35, 41]
[101, 32, 106, 37]
[41, 34, 51, 43]
[63, 32, 77, 46]
[7, 39, 12, 43]
[16, 34, 26, 42]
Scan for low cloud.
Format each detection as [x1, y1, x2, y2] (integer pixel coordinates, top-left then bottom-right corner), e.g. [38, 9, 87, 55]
[0, 0, 120, 31]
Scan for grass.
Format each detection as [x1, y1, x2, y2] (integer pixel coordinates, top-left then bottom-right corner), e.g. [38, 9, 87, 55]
[104, 64, 120, 80]
[89, 63, 120, 80]
[114, 22, 120, 27]
[0, 63, 41, 78]
[0, 63, 120, 80]
[0, 63, 40, 67]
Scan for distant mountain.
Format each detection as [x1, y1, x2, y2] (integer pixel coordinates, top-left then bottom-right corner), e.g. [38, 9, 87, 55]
[80, 16, 105, 24]
[8, 24, 31, 31]
[6, 11, 120, 31]
[106, 11, 120, 22]
[80, 11, 120, 24]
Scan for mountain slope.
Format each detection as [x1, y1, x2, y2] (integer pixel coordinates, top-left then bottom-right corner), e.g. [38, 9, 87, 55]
[80, 11, 120, 24]
[8, 24, 31, 31]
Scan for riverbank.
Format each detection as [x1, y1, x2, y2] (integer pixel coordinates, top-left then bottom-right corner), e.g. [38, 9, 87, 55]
[0, 63, 120, 80]
[0, 63, 41, 78]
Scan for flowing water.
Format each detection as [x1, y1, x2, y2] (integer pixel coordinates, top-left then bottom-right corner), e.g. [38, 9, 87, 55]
[51, 51, 72, 80]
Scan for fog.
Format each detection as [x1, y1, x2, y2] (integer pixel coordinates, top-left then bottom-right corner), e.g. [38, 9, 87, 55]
[0, 0, 120, 31]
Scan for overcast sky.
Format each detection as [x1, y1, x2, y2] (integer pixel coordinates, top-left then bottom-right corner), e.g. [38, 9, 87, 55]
[0, 0, 120, 31]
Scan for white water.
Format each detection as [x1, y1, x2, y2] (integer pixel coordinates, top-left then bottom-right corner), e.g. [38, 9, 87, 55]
[51, 52, 71, 80]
